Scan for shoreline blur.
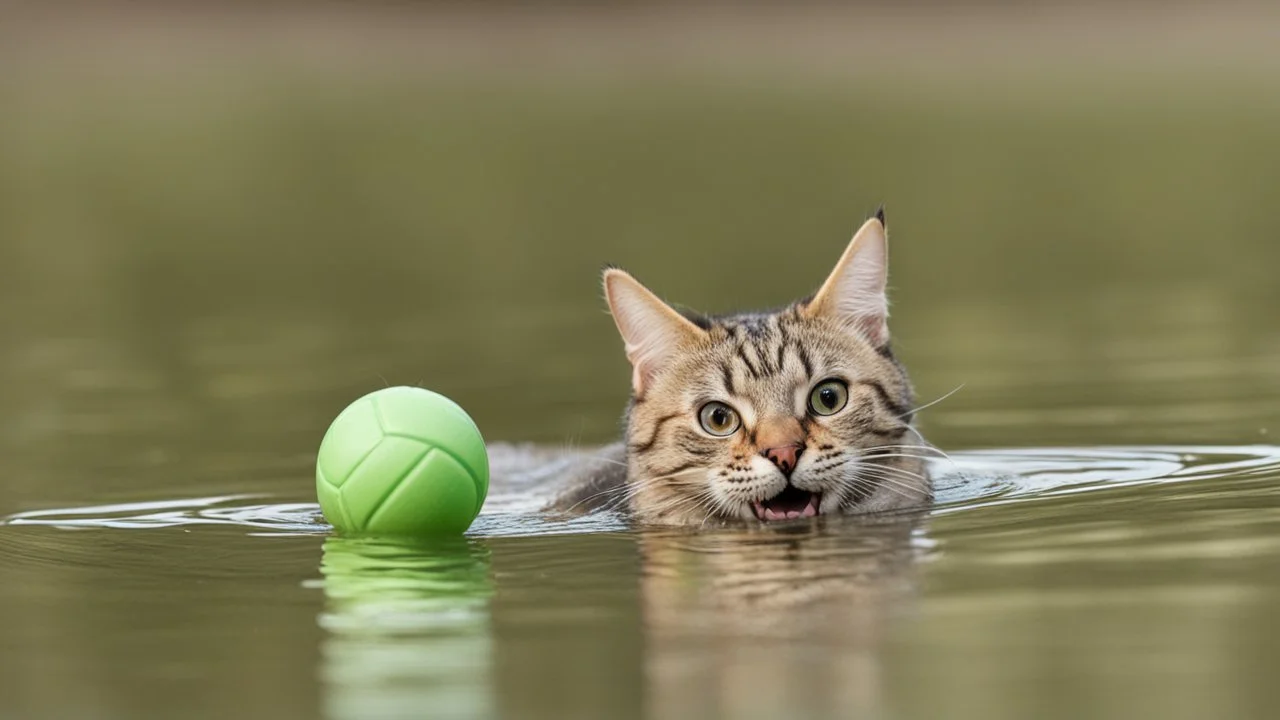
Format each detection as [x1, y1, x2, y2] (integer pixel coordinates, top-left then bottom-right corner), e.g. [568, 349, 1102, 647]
[6, 3, 1280, 76]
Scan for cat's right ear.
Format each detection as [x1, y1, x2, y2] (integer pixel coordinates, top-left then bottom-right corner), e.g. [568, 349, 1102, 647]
[603, 268, 707, 397]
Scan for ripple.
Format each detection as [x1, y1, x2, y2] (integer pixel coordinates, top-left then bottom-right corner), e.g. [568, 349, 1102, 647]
[3, 494, 326, 534]
[931, 444, 1280, 514]
[5, 444, 1279, 537]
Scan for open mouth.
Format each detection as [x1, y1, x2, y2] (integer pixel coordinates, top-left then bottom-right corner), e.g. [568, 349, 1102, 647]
[751, 486, 821, 521]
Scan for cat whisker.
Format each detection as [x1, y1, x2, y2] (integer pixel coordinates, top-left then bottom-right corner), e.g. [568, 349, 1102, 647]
[851, 462, 926, 482]
[857, 459, 939, 475]
[560, 467, 704, 513]
[844, 461, 929, 492]
[902, 425, 955, 464]
[634, 476, 716, 509]
[861, 444, 950, 457]
[901, 383, 965, 420]
[611, 479, 693, 509]
[855, 456, 926, 474]
[854, 463, 928, 483]
[640, 490, 716, 522]
[698, 495, 728, 529]
[843, 470, 920, 502]
[862, 481, 919, 502]
[560, 485, 629, 514]
[857, 455, 931, 474]
[859, 450, 947, 465]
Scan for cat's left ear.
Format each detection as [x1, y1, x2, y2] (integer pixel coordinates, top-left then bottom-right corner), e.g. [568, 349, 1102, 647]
[603, 268, 707, 397]
[802, 212, 891, 347]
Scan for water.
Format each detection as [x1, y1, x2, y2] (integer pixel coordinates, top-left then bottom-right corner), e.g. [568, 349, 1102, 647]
[7, 448, 1280, 720]
[4, 13, 1280, 720]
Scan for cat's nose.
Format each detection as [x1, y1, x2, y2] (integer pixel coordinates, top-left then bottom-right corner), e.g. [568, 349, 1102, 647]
[762, 444, 804, 476]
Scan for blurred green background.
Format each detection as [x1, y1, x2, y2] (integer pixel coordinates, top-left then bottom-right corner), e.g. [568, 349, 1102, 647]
[2, 4, 1280, 719]
[2, 8, 1280, 504]
[5, 4, 1280, 512]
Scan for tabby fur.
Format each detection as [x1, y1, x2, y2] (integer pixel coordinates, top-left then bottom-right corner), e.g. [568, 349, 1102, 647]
[551, 211, 932, 525]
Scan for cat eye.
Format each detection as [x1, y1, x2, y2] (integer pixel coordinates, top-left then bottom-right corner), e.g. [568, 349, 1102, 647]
[808, 379, 849, 416]
[698, 401, 741, 437]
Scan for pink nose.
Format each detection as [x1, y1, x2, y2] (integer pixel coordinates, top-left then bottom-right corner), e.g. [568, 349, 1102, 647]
[763, 444, 803, 475]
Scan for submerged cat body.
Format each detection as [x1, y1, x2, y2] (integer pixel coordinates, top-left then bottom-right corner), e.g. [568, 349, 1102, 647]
[551, 212, 933, 526]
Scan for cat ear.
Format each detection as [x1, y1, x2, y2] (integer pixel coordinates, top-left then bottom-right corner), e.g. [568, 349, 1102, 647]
[603, 268, 707, 396]
[802, 212, 891, 347]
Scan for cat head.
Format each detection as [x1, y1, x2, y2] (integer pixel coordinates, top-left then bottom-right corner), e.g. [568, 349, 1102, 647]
[604, 212, 930, 525]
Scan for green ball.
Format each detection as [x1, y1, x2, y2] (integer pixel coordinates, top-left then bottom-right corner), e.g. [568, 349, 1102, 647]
[316, 386, 489, 536]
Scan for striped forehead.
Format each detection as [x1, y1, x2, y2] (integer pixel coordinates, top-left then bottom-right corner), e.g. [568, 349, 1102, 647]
[709, 314, 816, 402]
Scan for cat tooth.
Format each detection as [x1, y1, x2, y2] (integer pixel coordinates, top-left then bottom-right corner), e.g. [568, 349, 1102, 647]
[786, 510, 801, 519]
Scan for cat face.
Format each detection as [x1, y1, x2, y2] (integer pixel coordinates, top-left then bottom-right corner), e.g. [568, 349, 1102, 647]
[604, 213, 931, 525]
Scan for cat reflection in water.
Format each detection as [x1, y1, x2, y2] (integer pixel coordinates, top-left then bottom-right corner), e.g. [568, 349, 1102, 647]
[639, 513, 926, 717]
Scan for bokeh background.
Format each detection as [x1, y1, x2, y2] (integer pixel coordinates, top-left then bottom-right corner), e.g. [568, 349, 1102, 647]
[3, 3, 1280, 719]
[5, 3, 1280, 508]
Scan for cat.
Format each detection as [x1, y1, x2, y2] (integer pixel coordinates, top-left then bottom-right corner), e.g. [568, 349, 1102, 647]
[550, 210, 933, 525]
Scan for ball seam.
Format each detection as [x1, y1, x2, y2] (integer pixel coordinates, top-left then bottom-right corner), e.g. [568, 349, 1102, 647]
[317, 466, 358, 531]
[365, 445, 436, 530]
[381, 431, 483, 495]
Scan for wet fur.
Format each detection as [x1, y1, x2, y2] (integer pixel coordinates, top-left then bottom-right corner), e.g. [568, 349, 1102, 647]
[550, 212, 933, 525]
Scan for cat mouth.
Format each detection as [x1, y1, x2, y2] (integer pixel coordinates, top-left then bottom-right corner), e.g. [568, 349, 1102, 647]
[751, 486, 821, 521]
